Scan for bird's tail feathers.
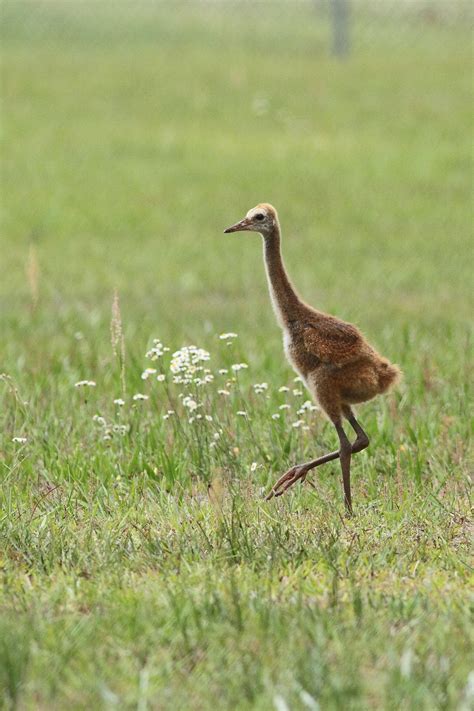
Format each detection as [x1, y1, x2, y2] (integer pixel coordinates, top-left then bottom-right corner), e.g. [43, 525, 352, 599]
[378, 359, 402, 393]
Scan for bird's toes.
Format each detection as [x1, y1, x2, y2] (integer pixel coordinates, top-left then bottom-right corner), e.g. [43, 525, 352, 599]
[292, 465, 306, 481]
[299, 465, 311, 480]
[265, 464, 306, 500]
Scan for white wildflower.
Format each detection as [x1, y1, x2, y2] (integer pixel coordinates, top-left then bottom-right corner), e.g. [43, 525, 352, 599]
[103, 434, 112, 441]
[156, 374, 166, 382]
[113, 398, 125, 406]
[236, 410, 248, 417]
[92, 415, 107, 426]
[250, 462, 258, 472]
[205, 415, 213, 422]
[219, 332, 238, 340]
[74, 380, 96, 388]
[299, 400, 318, 413]
[279, 404, 291, 410]
[271, 413, 281, 420]
[182, 396, 198, 411]
[12, 436, 27, 444]
[133, 393, 149, 401]
[195, 373, 214, 386]
[146, 339, 166, 360]
[293, 389, 303, 397]
[278, 386, 290, 393]
[213, 432, 220, 440]
[141, 367, 157, 380]
[218, 389, 230, 396]
[231, 363, 248, 372]
[253, 382, 268, 394]
[218, 368, 228, 375]
[292, 420, 305, 429]
[293, 376, 303, 383]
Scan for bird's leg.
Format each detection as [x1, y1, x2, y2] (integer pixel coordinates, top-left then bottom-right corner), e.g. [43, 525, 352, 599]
[265, 413, 369, 502]
[335, 421, 353, 515]
[345, 412, 370, 454]
[266, 453, 337, 500]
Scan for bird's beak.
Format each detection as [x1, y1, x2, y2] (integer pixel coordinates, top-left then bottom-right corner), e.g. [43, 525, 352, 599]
[223, 217, 252, 234]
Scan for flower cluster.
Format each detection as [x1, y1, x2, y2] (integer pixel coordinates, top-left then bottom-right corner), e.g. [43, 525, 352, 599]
[297, 400, 319, 415]
[219, 332, 238, 346]
[231, 363, 248, 373]
[93, 414, 129, 441]
[146, 338, 169, 361]
[170, 346, 212, 385]
[292, 420, 309, 430]
[74, 330, 323, 454]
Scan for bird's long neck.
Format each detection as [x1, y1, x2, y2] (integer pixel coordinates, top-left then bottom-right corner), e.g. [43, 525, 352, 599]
[263, 222, 302, 327]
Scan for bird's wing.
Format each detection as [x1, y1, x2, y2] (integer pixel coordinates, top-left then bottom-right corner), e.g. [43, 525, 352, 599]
[302, 318, 363, 365]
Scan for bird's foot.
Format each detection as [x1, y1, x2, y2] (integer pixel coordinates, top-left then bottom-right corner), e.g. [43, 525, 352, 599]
[265, 464, 311, 501]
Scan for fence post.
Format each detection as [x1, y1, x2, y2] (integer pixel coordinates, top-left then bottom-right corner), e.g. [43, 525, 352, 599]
[332, 0, 350, 58]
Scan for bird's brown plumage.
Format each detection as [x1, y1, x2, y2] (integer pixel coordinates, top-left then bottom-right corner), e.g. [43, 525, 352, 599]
[224, 203, 401, 512]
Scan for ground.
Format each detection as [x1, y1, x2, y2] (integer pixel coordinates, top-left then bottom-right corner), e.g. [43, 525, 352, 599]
[1, 2, 472, 709]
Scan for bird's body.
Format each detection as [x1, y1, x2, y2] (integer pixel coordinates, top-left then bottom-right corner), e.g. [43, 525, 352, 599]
[224, 203, 400, 513]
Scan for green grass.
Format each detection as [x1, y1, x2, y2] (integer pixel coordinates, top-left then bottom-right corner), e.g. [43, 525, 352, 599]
[1, 2, 473, 709]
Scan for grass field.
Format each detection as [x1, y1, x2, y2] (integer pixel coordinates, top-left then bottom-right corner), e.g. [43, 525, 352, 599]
[1, 2, 473, 709]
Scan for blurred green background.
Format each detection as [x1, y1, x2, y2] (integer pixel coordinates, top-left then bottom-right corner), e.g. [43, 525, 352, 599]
[2, 0, 472, 364]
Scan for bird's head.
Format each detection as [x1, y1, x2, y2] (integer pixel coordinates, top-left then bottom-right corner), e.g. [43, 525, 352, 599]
[224, 203, 278, 238]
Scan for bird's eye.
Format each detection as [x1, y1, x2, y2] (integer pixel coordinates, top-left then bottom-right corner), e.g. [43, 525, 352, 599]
[255, 213, 265, 221]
